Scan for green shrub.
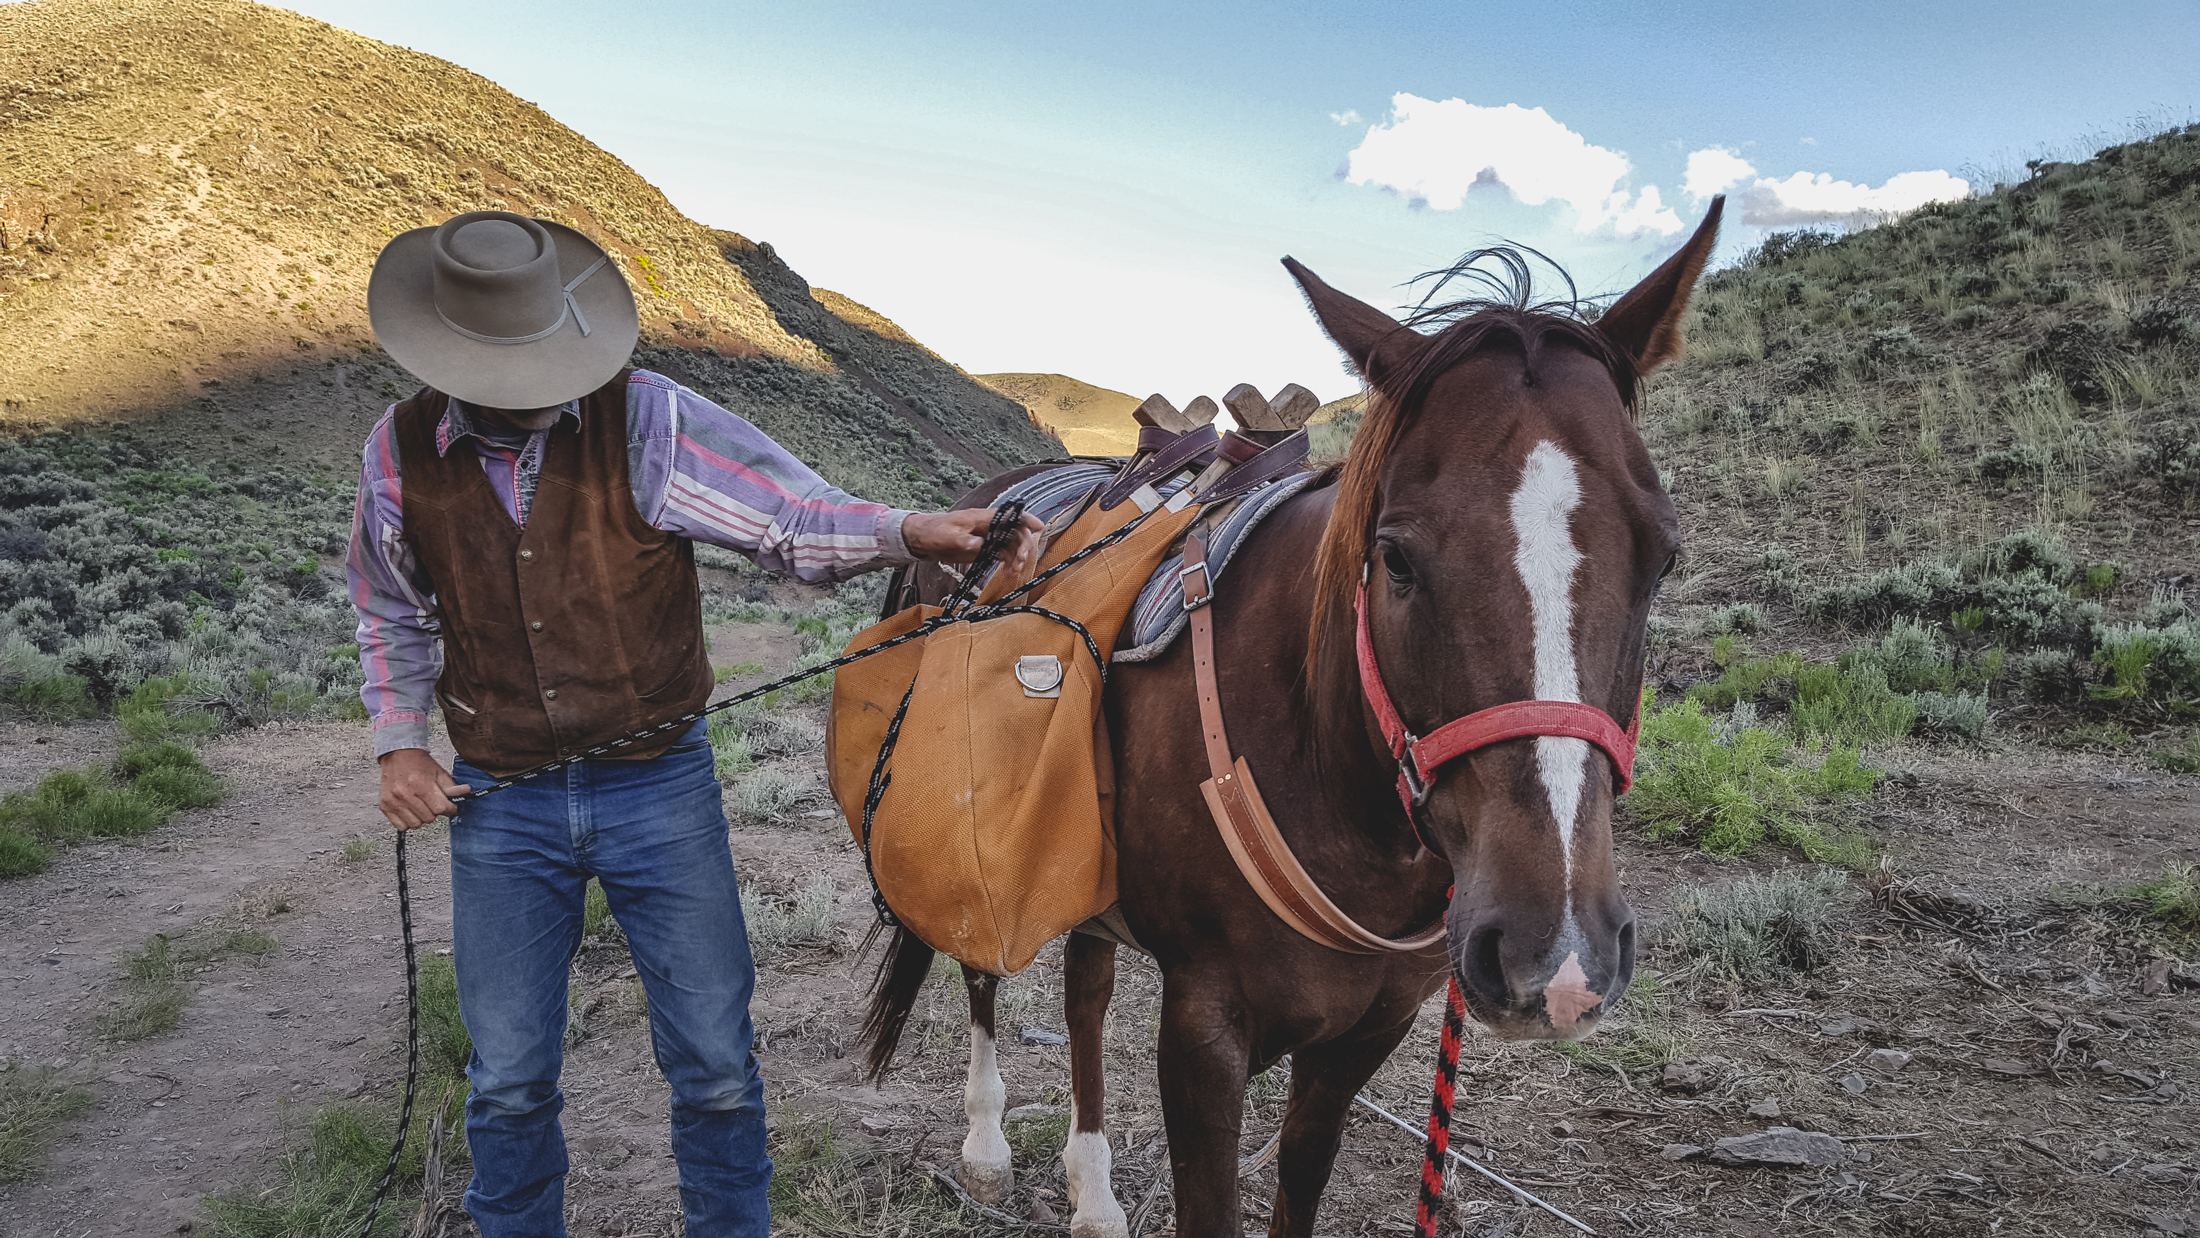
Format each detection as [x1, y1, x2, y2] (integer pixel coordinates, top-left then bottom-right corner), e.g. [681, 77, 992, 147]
[0, 1064, 92, 1185]
[1660, 869, 1850, 989]
[2127, 862, 2200, 934]
[1630, 700, 1877, 858]
[1792, 661, 1917, 746]
[0, 828, 50, 877]
[1704, 603, 1768, 636]
[2153, 732, 2200, 773]
[1909, 690, 1990, 739]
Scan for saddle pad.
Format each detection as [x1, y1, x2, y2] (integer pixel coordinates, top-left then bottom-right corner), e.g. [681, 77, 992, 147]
[949, 463, 1196, 595]
[1113, 471, 1321, 663]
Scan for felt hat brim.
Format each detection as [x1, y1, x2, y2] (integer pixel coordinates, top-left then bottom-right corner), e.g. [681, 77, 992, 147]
[368, 219, 640, 409]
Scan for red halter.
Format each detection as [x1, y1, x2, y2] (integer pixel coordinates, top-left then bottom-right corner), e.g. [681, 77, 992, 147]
[1354, 579, 1639, 817]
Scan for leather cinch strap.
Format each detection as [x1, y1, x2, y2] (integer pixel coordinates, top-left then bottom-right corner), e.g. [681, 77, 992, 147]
[1183, 534, 1446, 955]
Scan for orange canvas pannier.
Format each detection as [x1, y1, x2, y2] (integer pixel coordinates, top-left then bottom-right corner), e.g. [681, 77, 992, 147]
[827, 494, 1202, 975]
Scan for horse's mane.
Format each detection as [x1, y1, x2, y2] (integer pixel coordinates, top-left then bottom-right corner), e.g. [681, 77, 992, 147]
[1306, 246, 1641, 734]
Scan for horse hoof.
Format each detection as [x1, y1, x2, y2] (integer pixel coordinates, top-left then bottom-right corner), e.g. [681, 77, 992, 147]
[957, 1159, 1013, 1205]
[1070, 1218, 1130, 1238]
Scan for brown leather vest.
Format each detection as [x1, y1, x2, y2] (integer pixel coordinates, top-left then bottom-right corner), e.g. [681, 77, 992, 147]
[391, 371, 713, 776]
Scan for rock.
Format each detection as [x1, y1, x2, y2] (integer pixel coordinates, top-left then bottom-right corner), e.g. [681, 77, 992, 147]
[1747, 1098, 1783, 1118]
[1659, 1143, 1704, 1160]
[1662, 1061, 1714, 1093]
[1866, 1049, 1914, 1073]
[2142, 959, 2174, 997]
[2104, 1012, 2142, 1029]
[1027, 1198, 1059, 1223]
[1839, 1073, 1868, 1094]
[1003, 1103, 1061, 1123]
[1816, 1014, 1859, 1036]
[1708, 1127, 1849, 1167]
[1979, 1057, 2037, 1076]
[1019, 1027, 1069, 1046]
[2147, 1210, 2194, 1236]
[858, 1114, 909, 1135]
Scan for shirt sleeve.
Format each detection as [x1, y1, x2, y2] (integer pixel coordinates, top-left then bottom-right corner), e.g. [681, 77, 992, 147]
[624, 370, 915, 583]
[346, 410, 444, 757]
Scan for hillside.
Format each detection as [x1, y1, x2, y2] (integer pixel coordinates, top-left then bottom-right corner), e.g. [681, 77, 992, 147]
[0, 0, 1058, 501]
[975, 371, 1143, 455]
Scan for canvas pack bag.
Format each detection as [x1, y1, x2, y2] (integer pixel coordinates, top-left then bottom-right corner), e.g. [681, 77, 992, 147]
[826, 491, 1204, 975]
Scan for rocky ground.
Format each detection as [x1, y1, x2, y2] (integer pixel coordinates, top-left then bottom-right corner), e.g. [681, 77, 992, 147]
[1, 622, 2195, 1238]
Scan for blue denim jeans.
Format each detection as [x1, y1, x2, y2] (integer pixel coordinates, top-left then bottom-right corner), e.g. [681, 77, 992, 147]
[449, 720, 769, 1237]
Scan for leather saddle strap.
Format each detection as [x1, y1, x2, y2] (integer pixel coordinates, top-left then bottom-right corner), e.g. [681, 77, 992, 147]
[1098, 424, 1220, 510]
[1181, 534, 1445, 955]
[1198, 429, 1312, 506]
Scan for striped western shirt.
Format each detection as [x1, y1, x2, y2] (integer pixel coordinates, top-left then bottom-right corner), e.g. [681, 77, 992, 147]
[347, 369, 912, 756]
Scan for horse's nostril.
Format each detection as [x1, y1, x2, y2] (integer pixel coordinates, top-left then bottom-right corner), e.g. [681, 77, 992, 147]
[1617, 920, 1637, 978]
[1462, 926, 1509, 1009]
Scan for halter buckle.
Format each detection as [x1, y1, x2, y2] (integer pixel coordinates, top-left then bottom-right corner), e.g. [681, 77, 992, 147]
[1398, 738, 1434, 807]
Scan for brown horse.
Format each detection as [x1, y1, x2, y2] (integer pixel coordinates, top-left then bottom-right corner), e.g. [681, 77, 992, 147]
[865, 200, 1720, 1236]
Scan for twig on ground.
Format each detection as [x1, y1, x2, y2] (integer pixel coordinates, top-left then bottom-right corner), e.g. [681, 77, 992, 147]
[929, 1166, 1070, 1232]
[1344, 1089, 1598, 1235]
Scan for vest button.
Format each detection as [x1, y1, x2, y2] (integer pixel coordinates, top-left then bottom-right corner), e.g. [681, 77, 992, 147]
[519, 549, 534, 561]
[530, 621, 543, 632]
[544, 689, 558, 700]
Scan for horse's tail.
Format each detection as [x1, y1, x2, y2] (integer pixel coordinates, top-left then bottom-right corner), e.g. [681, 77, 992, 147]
[860, 921, 936, 1082]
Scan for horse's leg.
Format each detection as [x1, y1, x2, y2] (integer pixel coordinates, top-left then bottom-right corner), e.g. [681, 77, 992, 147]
[1156, 977, 1252, 1238]
[1267, 1023, 1419, 1238]
[1063, 933, 1129, 1238]
[958, 965, 1013, 1204]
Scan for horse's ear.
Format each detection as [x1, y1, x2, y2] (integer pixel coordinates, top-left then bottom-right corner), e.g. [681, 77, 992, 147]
[1282, 257, 1419, 383]
[1597, 196, 1723, 374]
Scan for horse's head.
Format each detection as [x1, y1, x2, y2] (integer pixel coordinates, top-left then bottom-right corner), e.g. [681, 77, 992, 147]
[1290, 201, 1719, 1040]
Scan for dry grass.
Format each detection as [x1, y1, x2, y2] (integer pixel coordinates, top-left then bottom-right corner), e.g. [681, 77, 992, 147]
[0, 1064, 92, 1185]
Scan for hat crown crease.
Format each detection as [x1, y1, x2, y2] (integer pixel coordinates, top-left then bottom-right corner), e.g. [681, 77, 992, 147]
[433, 212, 565, 342]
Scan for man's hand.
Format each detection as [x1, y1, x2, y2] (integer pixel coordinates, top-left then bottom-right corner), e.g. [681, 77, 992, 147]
[902, 508, 1045, 577]
[378, 748, 472, 830]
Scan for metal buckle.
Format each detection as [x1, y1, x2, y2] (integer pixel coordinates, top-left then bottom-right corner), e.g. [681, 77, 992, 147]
[1179, 560, 1213, 612]
[1399, 739, 1433, 806]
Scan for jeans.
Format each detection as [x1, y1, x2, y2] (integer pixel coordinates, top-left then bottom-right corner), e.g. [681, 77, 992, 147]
[449, 720, 770, 1237]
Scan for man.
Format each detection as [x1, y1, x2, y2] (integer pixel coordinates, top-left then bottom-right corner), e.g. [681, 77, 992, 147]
[350, 210, 1036, 1236]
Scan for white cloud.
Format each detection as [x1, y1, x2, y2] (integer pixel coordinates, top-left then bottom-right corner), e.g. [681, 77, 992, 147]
[1679, 146, 1969, 224]
[1329, 109, 1362, 126]
[1344, 94, 1681, 236]
[1739, 168, 1970, 225]
[1683, 147, 1755, 199]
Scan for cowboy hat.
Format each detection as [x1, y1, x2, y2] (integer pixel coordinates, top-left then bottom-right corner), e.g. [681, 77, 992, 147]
[368, 211, 639, 409]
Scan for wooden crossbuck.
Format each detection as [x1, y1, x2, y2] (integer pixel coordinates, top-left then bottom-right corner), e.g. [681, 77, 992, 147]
[1222, 382, 1319, 432]
[1136, 383, 1321, 436]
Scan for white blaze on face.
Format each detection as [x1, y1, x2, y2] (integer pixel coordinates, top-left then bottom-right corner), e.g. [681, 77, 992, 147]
[959, 1027, 1012, 1201]
[1508, 441, 1590, 891]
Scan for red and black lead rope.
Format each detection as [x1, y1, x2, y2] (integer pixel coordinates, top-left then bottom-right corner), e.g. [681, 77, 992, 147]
[1417, 973, 1469, 1238]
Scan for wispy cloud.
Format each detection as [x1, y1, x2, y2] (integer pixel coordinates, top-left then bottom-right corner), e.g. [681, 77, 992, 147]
[1343, 94, 1681, 236]
[1684, 148, 1969, 224]
[1329, 109, 1362, 126]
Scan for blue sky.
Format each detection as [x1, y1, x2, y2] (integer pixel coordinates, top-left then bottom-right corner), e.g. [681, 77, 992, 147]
[277, 0, 2196, 403]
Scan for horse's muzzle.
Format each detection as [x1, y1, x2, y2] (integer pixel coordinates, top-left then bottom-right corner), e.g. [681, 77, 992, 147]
[1450, 907, 1636, 1041]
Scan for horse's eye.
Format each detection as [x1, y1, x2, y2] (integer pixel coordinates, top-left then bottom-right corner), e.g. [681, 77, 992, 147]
[1382, 543, 1414, 586]
[1656, 551, 1680, 583]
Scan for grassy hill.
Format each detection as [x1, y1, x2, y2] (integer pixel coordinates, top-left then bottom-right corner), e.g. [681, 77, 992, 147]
[975, 372, 1142, 455]
[1618, 123, 2200, 810]
[0, 0, 1057, 499]
[0, 0, 1065, 757]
